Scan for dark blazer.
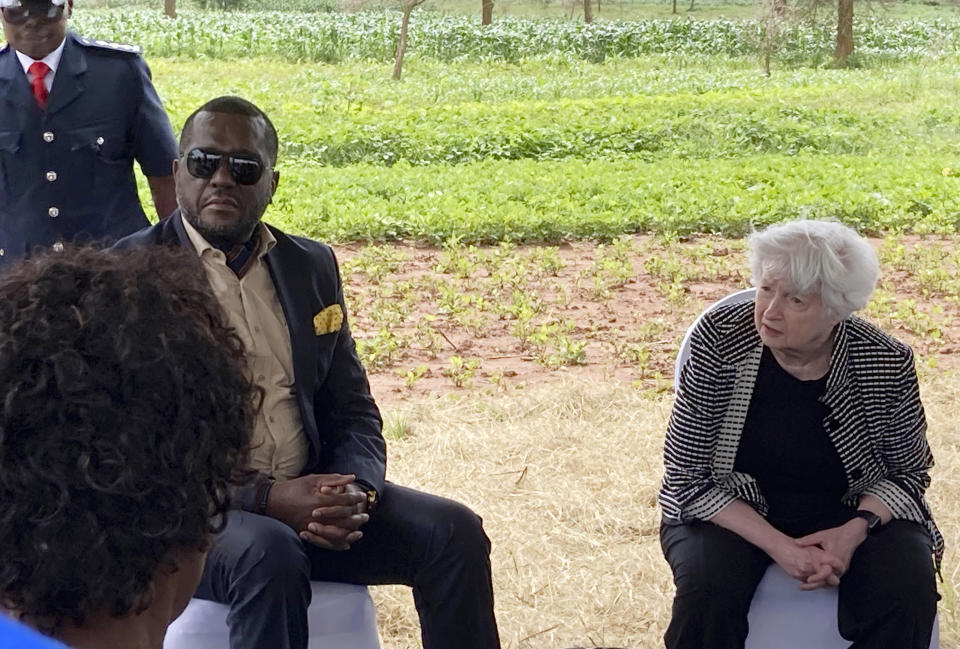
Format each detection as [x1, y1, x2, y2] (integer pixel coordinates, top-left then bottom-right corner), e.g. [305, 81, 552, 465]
[115, 212, 386, 502]
[660, 300, 943, 565]
[0, 31, 177, 267]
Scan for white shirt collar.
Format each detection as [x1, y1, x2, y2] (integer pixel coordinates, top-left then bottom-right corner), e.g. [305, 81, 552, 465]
[15, 37, 67, 78]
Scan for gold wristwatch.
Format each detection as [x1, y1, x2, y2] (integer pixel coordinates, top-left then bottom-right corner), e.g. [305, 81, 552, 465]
[356, 481, 378, 514]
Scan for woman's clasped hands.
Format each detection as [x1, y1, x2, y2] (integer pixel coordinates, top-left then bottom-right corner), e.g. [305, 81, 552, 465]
[772, 519, 870, 590]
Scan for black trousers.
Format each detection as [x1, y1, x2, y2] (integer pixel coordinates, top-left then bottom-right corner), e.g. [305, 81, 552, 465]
[660, 518, 938, 649]
[195, 483, 501, 649]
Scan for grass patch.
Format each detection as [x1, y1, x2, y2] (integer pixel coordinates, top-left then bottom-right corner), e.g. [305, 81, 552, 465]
[371, 376, 960, 648]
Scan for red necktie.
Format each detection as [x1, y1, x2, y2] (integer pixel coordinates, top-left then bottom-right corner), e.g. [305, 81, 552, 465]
[28, 61, 50, 110]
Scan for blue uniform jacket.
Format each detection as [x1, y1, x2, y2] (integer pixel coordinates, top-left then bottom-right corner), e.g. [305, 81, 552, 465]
[115, 212, 387, 505]
[0, 31, 177, 267]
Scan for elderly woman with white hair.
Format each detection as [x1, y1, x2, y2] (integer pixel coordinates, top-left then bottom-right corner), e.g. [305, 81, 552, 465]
[659, 219, 941, 649]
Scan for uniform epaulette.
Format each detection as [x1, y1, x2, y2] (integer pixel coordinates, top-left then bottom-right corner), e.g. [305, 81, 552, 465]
[75, 35, 142, 55]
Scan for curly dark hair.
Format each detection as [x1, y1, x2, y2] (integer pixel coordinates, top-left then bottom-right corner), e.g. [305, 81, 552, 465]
[0, 245, 256, 631]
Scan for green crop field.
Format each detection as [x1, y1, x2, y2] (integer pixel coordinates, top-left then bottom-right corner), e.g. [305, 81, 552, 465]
[46, 8, 960, 243]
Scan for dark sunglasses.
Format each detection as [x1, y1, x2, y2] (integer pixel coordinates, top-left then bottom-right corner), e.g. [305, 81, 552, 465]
[183, 148, 267, 186]
[1, 3, 65, 24]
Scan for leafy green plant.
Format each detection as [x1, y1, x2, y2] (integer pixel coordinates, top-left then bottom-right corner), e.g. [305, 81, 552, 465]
[355, 326, 406, 370]
[443, 356, 482, 388]
[397, 363, 429, 388]
[581, 243, 635, 300]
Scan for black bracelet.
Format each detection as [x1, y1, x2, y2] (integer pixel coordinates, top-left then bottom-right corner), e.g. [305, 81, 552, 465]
[255, 477, 276, 515]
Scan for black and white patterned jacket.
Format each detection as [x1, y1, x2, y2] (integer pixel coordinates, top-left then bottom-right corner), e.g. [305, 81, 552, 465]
[660, 301, 943, 566]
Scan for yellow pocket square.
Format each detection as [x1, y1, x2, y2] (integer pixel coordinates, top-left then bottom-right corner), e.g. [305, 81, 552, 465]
[313, 304, 344, 336]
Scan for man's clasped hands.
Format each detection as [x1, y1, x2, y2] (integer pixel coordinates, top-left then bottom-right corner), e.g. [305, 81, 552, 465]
[266, 474, 370, 551]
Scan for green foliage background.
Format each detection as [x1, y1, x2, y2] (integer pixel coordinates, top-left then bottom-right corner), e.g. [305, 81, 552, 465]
[59, 8, 960, 242]
[72, 11, 960, 64]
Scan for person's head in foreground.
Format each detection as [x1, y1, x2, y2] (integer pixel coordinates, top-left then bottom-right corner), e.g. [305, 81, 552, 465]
[0, 0, 72, 60]
[0, 245, 256, 649]
[175, 95, 280, 247]
[659, 219, 940, 648]
[749, 218, 879, 362]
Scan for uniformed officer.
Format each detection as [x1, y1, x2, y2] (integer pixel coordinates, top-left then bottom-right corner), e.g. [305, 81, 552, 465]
[0, 0, 178, 267]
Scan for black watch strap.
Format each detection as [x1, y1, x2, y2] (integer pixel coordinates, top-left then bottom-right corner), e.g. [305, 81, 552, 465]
[852, 509, 881, 533]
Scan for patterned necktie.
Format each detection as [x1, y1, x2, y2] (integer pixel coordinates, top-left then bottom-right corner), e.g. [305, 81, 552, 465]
[28, 61, 50, 110]
[214, 228, 261, 279]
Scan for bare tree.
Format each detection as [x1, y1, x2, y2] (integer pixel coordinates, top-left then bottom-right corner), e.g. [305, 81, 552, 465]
[584, 0, 592, 22]
[346, 0, 426, 79]
[482, 0, 494, 25]
[393, 0, 426, 80]
[760, 0, 786, 74]
[164, 0, 176, 17]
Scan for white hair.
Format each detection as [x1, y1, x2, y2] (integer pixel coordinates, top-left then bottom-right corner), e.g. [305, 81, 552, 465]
[748, 219, 878, 319]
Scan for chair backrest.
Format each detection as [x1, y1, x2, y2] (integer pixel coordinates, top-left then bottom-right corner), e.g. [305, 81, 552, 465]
[674, 288, 756, 397]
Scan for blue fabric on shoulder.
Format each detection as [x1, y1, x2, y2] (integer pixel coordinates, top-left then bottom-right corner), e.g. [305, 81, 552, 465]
[0, 613, 68, 649]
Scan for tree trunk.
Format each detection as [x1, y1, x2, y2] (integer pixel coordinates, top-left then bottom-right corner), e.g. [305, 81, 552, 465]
[164, 0, 176, 17]
[393, 5, 414, 80]
[835, 0, 854, 60]
[762, 0, 783, 76]
[583, 0, 592, 23]
[672, 0, 677, 13]
[481, 0, 493, 25]
[763, 10, 774, 76]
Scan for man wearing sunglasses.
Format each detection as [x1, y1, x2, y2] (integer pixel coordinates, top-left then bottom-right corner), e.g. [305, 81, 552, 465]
[116, 96, 501, 649]
[0, 0, 177, 269]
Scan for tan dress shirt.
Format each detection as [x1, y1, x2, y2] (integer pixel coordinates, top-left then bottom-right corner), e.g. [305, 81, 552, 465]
[182, 215, 308, 481]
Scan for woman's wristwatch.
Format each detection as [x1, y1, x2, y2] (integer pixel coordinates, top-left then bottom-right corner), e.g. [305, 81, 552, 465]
[851, 509, 881, 534]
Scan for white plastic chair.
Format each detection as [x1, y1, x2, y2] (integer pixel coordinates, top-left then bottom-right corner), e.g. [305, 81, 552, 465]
[675, 288, 939, 649]
[163, 581, 381, 649]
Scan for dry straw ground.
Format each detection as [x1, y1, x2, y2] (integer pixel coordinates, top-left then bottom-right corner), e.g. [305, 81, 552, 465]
[334, 235, 960, 649]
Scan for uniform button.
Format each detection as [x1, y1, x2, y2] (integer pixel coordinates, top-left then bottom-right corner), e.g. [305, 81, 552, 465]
[43, 131, 55, 143]
[46, 171, 57, 182]
[0, 249, 4, 256]
[96, 136, 105, 147]
[48, 207, 59, 218]
[52, 242, 63, 252]
[257, 374, 266, 382]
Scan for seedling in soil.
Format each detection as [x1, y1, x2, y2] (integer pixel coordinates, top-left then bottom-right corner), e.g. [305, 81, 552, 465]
[398, 364, 430, 389]
[444, 356, 482, 388]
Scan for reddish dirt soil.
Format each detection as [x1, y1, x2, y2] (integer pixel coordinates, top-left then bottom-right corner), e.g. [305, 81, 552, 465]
[332, 235, 960, 407]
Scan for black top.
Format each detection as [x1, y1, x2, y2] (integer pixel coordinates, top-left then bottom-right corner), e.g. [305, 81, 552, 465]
[735, 346, 848, 535]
